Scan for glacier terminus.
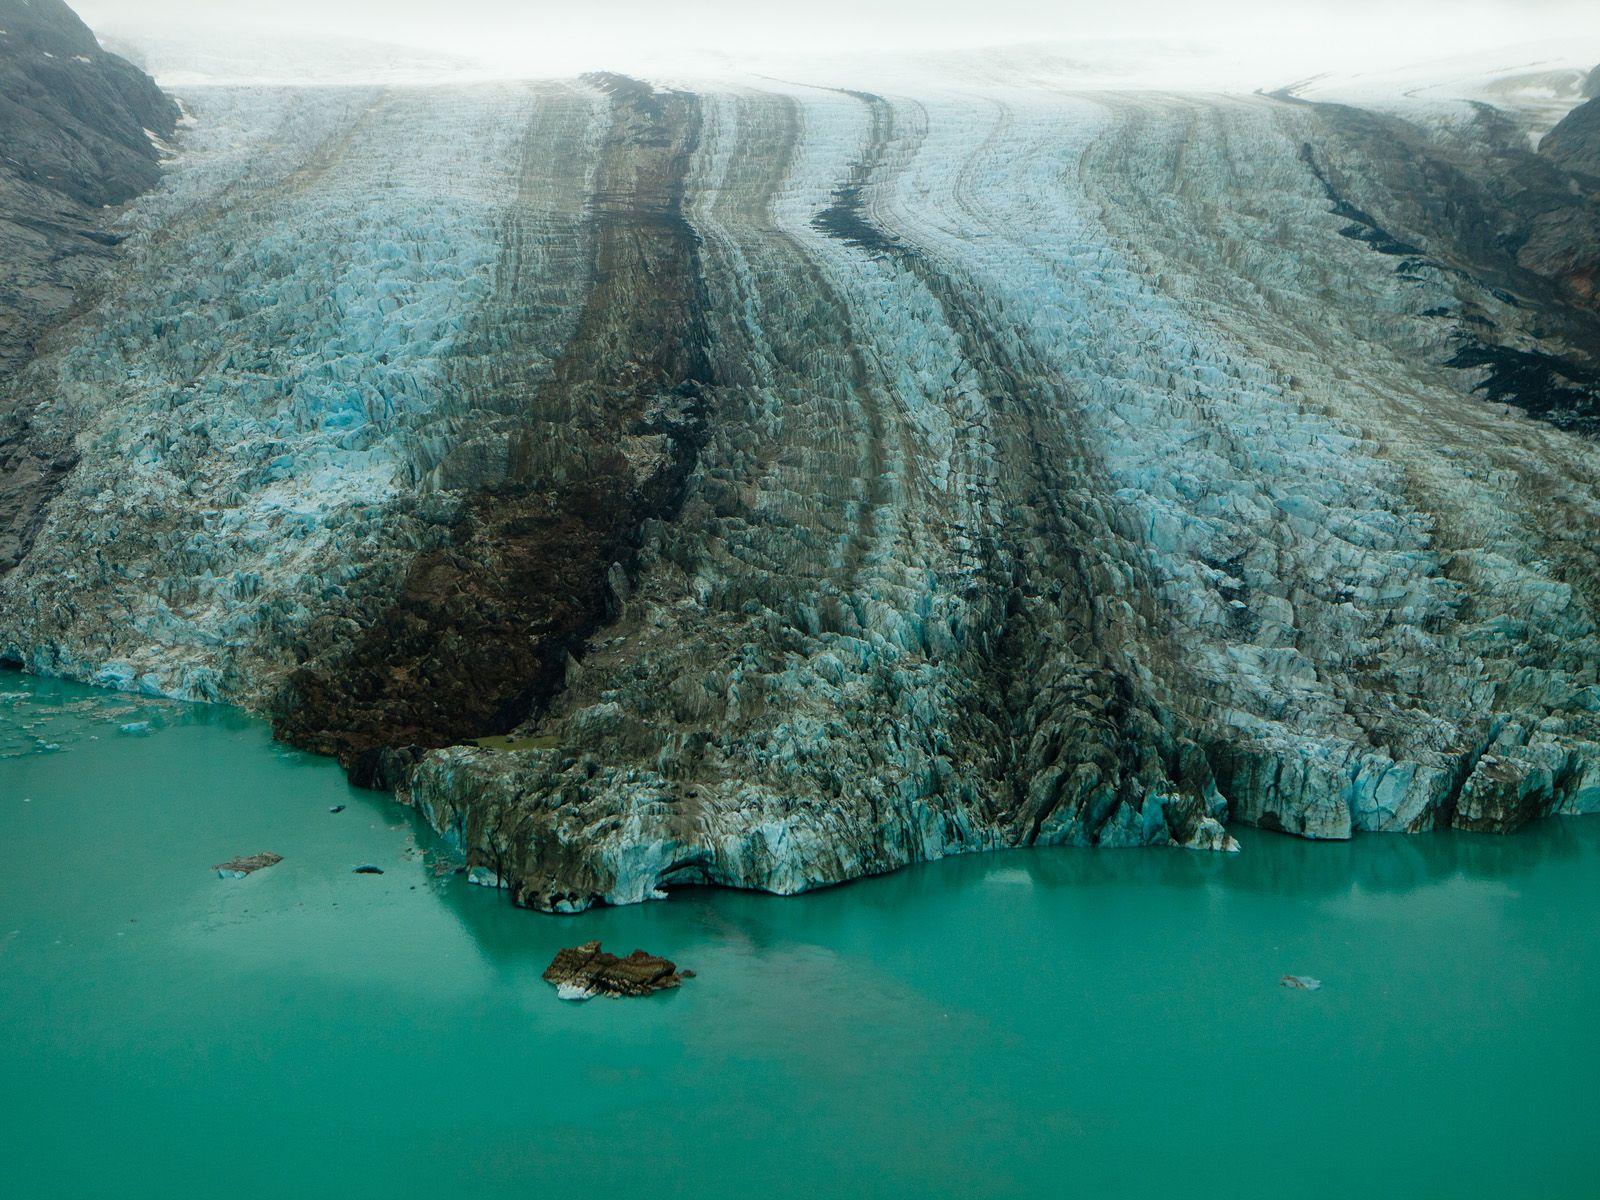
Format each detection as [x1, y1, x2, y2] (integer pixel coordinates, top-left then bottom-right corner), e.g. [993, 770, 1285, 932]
[3, 6, 1600, 912]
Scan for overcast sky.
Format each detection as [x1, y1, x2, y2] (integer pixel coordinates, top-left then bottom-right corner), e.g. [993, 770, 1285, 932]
[75, 0, 1600, 78]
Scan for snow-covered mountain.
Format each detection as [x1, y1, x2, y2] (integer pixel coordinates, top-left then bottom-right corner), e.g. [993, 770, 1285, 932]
[3, 5, 1600, 909]
[1285, 42, 1600, 140]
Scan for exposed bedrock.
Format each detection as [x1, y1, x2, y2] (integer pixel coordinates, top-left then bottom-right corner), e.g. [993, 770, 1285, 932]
[1292, 91, 1600, 433]
[1543, 92, 1600, 181]
[2, 70, 1599, 910]
[1529, 93, 1600, 310]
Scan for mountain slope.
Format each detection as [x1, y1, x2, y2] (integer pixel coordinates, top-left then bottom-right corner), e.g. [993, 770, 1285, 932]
[0, 0, 177, 573]
[0, 0, 177, 368]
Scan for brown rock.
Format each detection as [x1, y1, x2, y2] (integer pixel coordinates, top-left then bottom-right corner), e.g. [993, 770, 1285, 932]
[542, 940, 687, 999]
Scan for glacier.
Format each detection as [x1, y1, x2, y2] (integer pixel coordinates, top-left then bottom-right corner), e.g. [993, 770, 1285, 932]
[3, 51, 1600, 910]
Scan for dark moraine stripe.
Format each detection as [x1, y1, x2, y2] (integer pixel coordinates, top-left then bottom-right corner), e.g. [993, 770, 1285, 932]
[814, 91, 1224, 847]
[272, 75, 714, 771]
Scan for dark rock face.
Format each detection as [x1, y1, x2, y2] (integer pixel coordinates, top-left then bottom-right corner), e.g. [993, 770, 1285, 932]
[542, 941, 688, 999]
[1525, 94, 1600, 310]
[0, 427, 75, 575]
[0, 0, 176, 575]
[0, 0, 178, 210]
[1543, 93, 1600, 179]
[0, 0, 177, 370]
[1302, 96, 1600, 433]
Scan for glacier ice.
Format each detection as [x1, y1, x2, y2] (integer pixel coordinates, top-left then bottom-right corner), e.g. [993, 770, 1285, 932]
[2, 66, 1599, 910]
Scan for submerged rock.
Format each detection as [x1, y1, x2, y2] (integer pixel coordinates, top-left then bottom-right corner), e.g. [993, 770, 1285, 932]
[213, 852, 282, 879]
[1281, 975, 1323, 991]
[542, 941, 688, 1000]
[352, 865, 383, 874]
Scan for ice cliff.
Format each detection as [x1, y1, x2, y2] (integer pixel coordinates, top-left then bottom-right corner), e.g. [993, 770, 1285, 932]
[3, 36, 1600, 909]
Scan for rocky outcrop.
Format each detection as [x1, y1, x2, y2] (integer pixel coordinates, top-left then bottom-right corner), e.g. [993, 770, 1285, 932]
[3, 65, 1600, 911]
[1543, 90, 1600, 179]
[0, 0, 176, 575]
[1525, 91, 1600, 309]
[0, 0, 176, 375]
[542, 941, 688, 999]
[1289, 91, 1600, 430]
[0, 0, 176, 207]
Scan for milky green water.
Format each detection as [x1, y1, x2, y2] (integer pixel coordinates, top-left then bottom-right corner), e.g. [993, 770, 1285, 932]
[2, 672, 1598, 1199]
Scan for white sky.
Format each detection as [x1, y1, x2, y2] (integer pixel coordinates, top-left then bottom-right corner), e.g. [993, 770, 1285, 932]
[75, 0, 1600, 85]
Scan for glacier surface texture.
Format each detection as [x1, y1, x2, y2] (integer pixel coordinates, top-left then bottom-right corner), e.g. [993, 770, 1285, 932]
[4, 66, 1600, 909]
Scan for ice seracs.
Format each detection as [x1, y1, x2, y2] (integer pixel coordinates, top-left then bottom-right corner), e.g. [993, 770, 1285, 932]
[2, 46, 1599, 911]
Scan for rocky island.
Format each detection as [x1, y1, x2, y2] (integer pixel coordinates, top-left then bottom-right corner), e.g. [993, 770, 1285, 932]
[543, 941, 690, 999]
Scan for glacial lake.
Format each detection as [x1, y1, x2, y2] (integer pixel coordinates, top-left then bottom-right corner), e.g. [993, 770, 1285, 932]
[2, 671, 1598, 1200]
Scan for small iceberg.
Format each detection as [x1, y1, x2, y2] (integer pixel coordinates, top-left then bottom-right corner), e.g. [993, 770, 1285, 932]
[466, 865, 506, 889]
[213, 852, 282, 879]
[118, 721, 151, 736]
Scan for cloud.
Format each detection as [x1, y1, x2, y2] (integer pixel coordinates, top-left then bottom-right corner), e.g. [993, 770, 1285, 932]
[76, 0, 1600, 83]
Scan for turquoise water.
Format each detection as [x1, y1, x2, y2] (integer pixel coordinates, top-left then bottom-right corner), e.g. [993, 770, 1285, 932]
[2, 672, 1598, 1200]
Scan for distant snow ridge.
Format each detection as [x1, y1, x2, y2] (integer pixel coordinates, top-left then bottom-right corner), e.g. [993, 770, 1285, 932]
[3, 65, 1599, 910]
[97, 25, 490, 86]
[1285, 41, 1600, 139]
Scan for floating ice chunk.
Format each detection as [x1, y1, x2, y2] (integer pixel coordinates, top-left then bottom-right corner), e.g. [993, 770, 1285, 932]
[119, 721, 151, 735]
[1281, 975, 1323, 991]
[1180, 817, 1242, 853]
[213, 852, 282, 879]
